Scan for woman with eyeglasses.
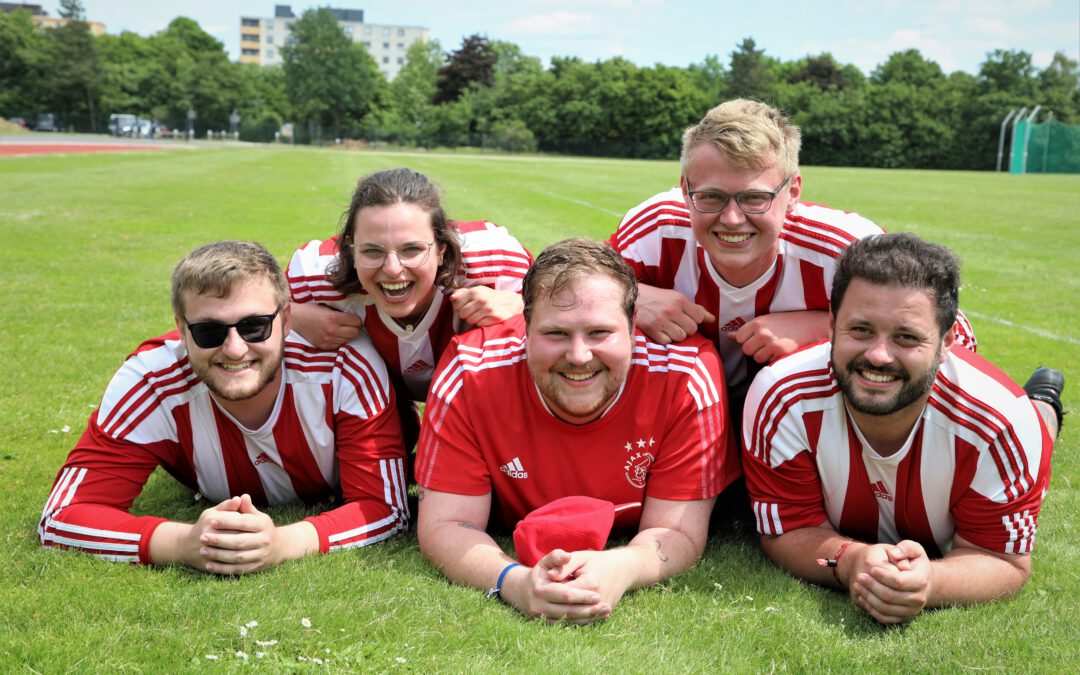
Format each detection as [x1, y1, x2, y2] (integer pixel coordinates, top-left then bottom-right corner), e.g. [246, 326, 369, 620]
[287, 168, 532, 421]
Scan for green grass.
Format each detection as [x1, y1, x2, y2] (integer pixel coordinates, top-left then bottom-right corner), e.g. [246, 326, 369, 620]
[2, 143, 1077, 671]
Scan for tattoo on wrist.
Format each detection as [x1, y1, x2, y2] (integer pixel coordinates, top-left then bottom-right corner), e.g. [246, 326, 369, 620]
[457, 522, 482, 532]
[654, 539, 669, 563]
[417, 488, 426, 501]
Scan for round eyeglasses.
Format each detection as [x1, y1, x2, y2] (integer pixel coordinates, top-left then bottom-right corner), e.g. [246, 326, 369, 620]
[353, 240, 436, 269]
[686, 175, 792, 215]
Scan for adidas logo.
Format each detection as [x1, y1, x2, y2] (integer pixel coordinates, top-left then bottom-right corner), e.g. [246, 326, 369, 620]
[404, 359, 433, 375]
[870, 480, 893, 502]
[719, 317, 746, 333]
[253, 452, 272, 467]
[499, 457, 528, 479]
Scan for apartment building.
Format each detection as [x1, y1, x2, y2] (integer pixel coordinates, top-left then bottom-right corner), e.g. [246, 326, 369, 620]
[239, 4, 428, 81]
[0, 2, 106, 35]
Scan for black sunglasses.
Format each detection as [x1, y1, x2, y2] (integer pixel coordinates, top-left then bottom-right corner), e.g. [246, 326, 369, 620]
[183, 308, 281, 349]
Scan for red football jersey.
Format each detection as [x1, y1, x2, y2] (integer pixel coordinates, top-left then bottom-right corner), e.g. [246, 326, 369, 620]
[415, 316, 740, 530]
[611, 188, 977, 388]
[742, 342, 1053, 556]
[287, 220, 533, 401]
[39, 332, 409, 564]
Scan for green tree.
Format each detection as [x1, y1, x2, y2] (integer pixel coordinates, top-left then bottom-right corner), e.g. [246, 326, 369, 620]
[0, 8, 48, 116]
[46, 0, 100, 130]
[727, 37, 775, 101]
[386, 39, 441, 132]
[283, 8, 385, 140]
[148, 18, 243, 132]
[687, 55, 728, 107]
[434, 34, 495, 104]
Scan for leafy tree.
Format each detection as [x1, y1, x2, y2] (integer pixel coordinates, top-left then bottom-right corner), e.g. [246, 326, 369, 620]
[788, 53, 850, 91]
[727, 37, 775, 101]
[434, 34, 495, 104]
[687, 55, 728, 106]
[1038, 52, 1080, 123]
[46, 0, 100, 130]
[149, 18, 243, 132]
[0, 8, 48, 115]
[283, 8, 386, 139]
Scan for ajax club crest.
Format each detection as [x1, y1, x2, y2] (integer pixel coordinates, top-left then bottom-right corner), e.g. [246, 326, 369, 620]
[623, 437, 655, 488]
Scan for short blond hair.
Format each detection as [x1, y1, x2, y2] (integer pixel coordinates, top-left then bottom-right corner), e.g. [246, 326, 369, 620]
[680, 99, 801, 177]
[171, 240, 289, 318]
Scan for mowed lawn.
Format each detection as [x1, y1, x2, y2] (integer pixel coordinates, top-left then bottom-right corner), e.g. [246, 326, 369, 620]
[1, 143, 1077, 671]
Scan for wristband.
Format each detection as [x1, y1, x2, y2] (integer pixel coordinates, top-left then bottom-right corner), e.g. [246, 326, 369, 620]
[485, 562, 520, 600]
[816, 541, 853, 585]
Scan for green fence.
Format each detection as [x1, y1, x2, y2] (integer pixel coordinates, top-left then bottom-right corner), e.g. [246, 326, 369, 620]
[1010, 117, 1080, 174]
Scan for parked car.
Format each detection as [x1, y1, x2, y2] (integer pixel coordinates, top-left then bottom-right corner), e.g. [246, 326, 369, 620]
[108, 113, 137, 136]
[136, 119, 154, 138]
[34, 113, 61, 132]
[9, 116, 29, 128]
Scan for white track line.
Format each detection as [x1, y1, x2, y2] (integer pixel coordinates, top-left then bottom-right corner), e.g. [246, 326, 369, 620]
[530, 188, 624, 217]
[965, 310, 1080, 346]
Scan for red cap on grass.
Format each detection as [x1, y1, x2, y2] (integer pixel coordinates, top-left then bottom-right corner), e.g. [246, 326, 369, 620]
[512, 496, 618, 567]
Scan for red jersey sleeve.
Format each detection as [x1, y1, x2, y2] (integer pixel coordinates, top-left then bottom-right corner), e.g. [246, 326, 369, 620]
[642, 339, 740, 501]
[414, 333, 492, 496]
[741, 366, 830, 535]
[949, 404, 1053, 554]
[39, 418, 171, 564]
[609, 188, 691, 287]
[304, 341, 409, 552]
[287, 236, 347, 306]
[457, 220, 533, 292]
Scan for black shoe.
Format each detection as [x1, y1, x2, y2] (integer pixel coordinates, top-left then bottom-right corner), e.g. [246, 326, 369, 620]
[1023, 367, 1065, 430]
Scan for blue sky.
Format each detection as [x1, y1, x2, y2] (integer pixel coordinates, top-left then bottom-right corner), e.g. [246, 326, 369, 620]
[53, 0, 1080, 75]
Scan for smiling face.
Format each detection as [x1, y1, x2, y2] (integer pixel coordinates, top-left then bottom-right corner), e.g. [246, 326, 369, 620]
[351, 202, 445, 325]
[830, 279, 952, 418]
[682, 142, 801, 288]
[177, 276, 289, 419]
[526, 275, 634, 425]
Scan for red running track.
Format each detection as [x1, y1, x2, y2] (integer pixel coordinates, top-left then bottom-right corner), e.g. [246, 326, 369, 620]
[0, 143, 182, 156]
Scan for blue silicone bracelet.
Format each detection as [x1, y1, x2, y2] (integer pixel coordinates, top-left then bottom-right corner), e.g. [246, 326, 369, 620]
[486, 562, 521, 600]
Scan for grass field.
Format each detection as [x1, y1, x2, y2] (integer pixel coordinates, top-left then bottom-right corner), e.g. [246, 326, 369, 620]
[1, 142, 1077, 672]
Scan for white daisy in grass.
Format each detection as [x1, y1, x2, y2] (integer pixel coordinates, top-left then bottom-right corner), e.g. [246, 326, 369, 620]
[301, 617, 312, 628]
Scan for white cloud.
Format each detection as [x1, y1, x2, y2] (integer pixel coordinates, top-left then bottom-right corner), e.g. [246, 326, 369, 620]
[964, 16, 1011, 36]
[505, 12, 598, 37]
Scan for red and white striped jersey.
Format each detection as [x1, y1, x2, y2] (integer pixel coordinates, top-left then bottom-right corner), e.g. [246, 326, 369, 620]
[415, 316, 740, 530]
[39, 331, 409, 565]
[287, 220, 533, 401]
[610, 188, 977, 388]
[741, 342, 1053, 556]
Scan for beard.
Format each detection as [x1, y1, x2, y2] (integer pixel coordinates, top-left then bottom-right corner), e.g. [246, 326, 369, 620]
[192, 348, 284, 403]
[834, 345, 942, 417]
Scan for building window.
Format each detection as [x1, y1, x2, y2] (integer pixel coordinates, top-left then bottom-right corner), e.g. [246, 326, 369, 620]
[266, 35, 274, 44]
[242, 34, 259, 43]
[383, 27, 390, 36]
[383, 56, 389, 64]
[364, 41, 371, 49]
[343, 25, 352, 34]
[397, 57, 404, 64]
[397, 42, 404, 49]
[267, 49, 275, 59]
[383, 42, 389, 49]
[241, 18, 259, 27]
[398, 28, 405, 36]
[242, 48, 259, 56]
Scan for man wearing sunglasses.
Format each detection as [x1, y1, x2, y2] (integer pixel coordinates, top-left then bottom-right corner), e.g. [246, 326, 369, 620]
[39, 241, 409, 574]
[610, 99, 976, 411]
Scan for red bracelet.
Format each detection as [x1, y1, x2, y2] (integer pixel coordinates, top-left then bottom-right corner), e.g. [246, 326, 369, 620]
[815, 541, 853, 585]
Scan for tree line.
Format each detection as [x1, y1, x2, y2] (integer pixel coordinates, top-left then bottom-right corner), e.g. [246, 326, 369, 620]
[3, 2, 1077, 170]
